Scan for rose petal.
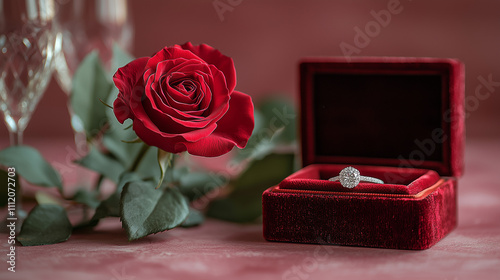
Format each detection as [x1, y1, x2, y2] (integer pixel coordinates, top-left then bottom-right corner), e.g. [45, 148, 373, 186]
[150, 86, 206, 121]
[153, 58, 189, 83]
[113, 57, 149, 99]
[164, 73, 200, 104]
[201, 65, 230, 118]
[160, 76, 202, 112]
[142, 95, 219, 130]
[160, 68, 230, 122]
[113, 97, 132, 124]
[180, 91, 254, 157]
[180, 42, 237, 93]
[113, 57, 148, 123]
[133, 92, 218, 143]
[210, 91, 254, 148]
[114, 43, 253, 158]
[145, 47, 203, 73]
[132, 115, 218, 151]
[132, 119, 187, 153]
[180, 134, 237, 157]
[153, 75, 208, 119]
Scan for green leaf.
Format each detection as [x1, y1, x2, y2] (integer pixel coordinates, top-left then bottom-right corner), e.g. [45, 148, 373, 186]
[92, 192, 121, 221]
[116, 172, 144, 193]
[205, 197, 262, 224]
[257, 97, 297, 144]
[75, 148, 123, 183]
[87, 172, 144, 227]
[110, 44, 135, 77]
[157, 150, 173, 189]
[235, 97, 297, 162]
[17, 205, 72, 246]
[71, 51, 114, 138]
[166, 165, 188, 183]
[233, 153, 296, 191]
[178, 171, 228, 201]
[134, 146, 161, 181]
[121, 138, 143, 144]
[102, 87, 142, 167]
[35, 191, 61, 206]
[121, 181, 189, 241]
[74, 173, 143, 230]
[180, 207, 204, 228]
[72, 188, 100, 209]
[233, 109, 268, 161]
[0, 146, 63, 192]
[207, 153, 295, 223]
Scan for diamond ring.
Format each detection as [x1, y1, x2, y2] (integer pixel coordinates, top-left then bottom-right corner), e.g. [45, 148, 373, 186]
[328, 167, 384, 189]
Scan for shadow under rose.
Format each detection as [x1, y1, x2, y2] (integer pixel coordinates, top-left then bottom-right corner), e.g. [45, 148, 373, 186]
[71, 217, 170, 246]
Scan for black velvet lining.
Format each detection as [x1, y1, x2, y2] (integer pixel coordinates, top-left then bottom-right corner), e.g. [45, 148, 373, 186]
[313, 73, 444, 162]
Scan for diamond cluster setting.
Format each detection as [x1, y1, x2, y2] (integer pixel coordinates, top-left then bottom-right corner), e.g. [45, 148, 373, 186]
[328, 166, 384, 188]
[338, 167, 361, 189]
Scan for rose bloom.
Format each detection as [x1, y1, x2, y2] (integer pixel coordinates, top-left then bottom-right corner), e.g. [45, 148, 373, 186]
[113, 43, 254, 157]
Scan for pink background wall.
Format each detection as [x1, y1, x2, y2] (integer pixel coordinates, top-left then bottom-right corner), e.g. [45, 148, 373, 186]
[2, 0, 499, 142]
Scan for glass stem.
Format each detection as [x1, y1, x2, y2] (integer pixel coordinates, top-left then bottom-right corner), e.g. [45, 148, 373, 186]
[7, 128, 27, 231]
[9, 129, 23, 146]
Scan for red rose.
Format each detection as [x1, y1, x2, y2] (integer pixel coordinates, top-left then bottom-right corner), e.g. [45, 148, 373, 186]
[112, 43, 254, 157]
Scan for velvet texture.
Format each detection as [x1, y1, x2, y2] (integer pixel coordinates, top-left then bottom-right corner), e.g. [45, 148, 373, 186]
[263, 179, 457, 250]
[299, 57, 464, 177]
[280, 164, 441, 195]
[262, 57, 464, 250]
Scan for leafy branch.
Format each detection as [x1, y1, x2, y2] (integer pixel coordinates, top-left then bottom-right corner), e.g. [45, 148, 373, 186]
[0, 46, 298, 245]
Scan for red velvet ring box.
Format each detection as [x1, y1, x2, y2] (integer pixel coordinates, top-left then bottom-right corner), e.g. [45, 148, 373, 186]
[262, 57, 464, 250]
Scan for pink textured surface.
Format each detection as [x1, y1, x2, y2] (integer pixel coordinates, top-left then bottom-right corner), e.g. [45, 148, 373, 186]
[1, 138, 500, 279]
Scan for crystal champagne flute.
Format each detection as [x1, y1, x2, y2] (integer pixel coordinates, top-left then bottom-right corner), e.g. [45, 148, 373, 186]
[0, 0, 60, 226]
[53, 0, 133, 152]
[0, 0, 60, 146]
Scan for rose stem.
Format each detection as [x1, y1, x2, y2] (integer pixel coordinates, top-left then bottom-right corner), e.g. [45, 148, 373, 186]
[129, 143, 151, 172]
[93, 174, 105, 192]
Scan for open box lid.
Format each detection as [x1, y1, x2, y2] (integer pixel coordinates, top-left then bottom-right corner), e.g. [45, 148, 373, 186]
[299, 57, 464, 177]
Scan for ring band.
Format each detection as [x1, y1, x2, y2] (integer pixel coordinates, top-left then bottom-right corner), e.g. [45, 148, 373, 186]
[328, 166, 384, 189]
